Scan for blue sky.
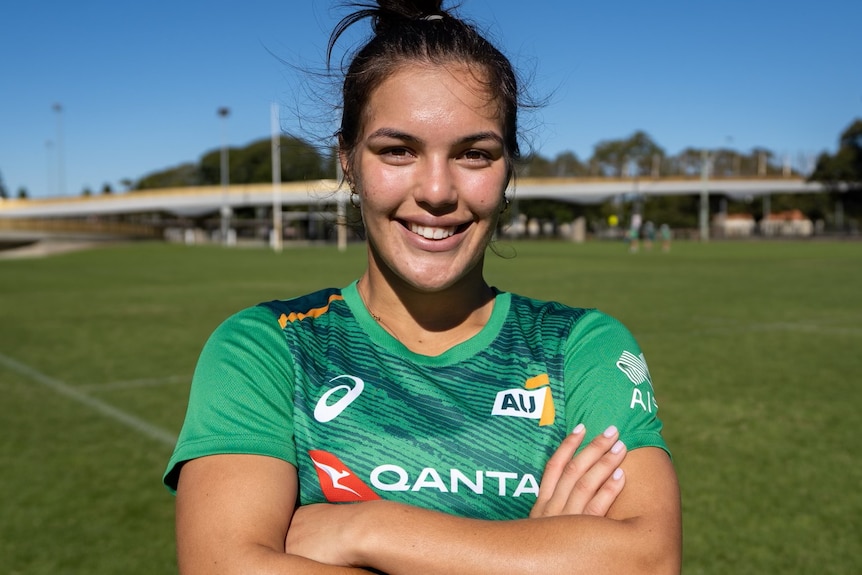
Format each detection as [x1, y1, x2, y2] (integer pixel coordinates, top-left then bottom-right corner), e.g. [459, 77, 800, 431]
[2, 0, 860, 198]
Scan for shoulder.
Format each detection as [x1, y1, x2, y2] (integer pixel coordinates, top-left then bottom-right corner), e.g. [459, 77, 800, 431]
[257, 287, 346, 326]
[506, 292, 590, 321]
[503, 292, 638, 352]
[200, 286, 347, 360]
[505, 292, 608, 334]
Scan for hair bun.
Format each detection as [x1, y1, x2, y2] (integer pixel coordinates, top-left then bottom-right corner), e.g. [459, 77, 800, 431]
[375, 0, 445, 20]
[371, 0, 446, 33]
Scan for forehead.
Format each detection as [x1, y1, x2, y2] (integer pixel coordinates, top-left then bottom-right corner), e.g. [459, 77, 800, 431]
[362, 62, 503, 133]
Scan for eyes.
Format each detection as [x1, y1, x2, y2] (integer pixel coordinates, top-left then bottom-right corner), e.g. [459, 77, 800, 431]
[377, 145, 499, 167]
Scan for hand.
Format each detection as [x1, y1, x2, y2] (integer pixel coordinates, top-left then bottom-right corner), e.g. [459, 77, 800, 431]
[530, 424, 627, 518]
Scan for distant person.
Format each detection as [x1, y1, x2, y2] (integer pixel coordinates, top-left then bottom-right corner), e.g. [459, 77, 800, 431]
[660, 223, 672, 252]
[163, 1, 681, 573]
[643, 220, 656, 251]
[628, 213, 642, 253]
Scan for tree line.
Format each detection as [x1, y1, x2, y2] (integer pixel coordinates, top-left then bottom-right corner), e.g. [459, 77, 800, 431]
[105, 118, 862, 231]
[131, 129, 806, 191]
[5, 120, 856, 232]
[133, 136, 333, 190]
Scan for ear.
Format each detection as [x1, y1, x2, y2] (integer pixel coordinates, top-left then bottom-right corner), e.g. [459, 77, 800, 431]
[337, 134, 352, 185]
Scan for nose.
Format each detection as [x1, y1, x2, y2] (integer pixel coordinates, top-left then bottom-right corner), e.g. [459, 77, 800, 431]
[414, 155, 457, 211]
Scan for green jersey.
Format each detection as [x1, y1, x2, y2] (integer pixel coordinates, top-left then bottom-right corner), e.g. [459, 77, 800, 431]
[164, 281, 667, 520]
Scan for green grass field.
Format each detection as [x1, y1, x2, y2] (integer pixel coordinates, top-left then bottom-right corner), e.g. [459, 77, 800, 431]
[1, 239, 860, 574]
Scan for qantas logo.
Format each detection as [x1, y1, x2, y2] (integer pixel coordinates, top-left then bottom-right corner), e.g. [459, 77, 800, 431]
[309, 450, 539, 501]
[491, 374, 555, 426]
[313, 375, 365, 423]
[308, 450, 381, 502]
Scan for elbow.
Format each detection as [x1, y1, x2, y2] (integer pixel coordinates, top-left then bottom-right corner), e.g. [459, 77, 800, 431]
[627, 530, 682, 575]
[633, 550, 681, 575]
[615, 516, 681, 575]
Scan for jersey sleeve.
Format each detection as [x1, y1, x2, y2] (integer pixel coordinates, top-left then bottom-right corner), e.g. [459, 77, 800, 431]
[163, 306, 296, 493]
[563, 310, 669, 456]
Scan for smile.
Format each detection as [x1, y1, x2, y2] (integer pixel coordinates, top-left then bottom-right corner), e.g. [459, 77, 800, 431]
[408, 223, 459, 240]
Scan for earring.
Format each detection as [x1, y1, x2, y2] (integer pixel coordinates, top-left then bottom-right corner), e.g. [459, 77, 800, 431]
[350, 189, 361, 209]
[501, 194, 511, 212]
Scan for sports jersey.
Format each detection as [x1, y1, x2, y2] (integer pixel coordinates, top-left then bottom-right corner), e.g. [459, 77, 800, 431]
[163, 281, 667, 520]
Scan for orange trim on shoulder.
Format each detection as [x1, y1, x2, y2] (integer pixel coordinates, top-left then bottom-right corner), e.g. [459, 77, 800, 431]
[282, 294, 344, 324]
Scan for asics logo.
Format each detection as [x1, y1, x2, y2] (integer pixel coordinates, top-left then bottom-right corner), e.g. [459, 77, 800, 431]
[314, 375, 364, 422]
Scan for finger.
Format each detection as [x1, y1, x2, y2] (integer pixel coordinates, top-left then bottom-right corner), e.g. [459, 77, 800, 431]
[562, 439, 627, 515]
[539, 424, 587, 492]
[535, 425, 625, 517]
[530, 424, 587, 517]
[582, 467, 626, 517]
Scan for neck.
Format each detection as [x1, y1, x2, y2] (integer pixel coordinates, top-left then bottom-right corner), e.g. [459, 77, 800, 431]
[357, 267, 495, 355]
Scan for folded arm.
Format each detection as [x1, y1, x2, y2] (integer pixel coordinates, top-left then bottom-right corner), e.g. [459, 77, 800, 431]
[176, 429, 680, 575]
[175, 454, 377, 575]
[287, 430, 682, 575]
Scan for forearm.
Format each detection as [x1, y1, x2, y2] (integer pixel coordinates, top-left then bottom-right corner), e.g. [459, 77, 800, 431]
[349, 501, 678, 575]
[180, 544, 377, 575]
[175, 455, 380, 575]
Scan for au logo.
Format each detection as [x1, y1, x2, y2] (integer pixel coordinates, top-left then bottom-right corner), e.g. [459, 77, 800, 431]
[491, 374, 555, 426]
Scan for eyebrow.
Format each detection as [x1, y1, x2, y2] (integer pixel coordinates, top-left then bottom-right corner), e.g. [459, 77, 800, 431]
[367, 128, 504, 147]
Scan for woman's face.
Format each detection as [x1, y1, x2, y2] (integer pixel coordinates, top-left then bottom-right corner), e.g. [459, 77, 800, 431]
[347, 62, 509, 293]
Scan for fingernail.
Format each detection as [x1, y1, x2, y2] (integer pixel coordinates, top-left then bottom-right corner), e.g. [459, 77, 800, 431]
[572, 423, 585, 435]
[611, 440, 625, 454]
[612, 468, 624, 481]
[603, 425, 618, 438]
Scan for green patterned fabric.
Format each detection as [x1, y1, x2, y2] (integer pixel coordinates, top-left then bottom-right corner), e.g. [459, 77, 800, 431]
[164, 281, 667, 520]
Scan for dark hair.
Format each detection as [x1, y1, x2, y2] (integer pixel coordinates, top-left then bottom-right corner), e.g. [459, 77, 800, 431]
[328, 1, 521, 180]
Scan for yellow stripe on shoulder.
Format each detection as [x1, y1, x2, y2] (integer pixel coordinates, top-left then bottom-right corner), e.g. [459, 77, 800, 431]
[278, 294, 344, 327]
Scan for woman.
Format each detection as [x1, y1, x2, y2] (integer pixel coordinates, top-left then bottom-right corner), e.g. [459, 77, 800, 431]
[164, 2, 681, 573]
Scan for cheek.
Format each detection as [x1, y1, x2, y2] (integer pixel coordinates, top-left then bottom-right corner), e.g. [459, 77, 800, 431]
[358, 165, 410, 208]
[458, 172, 507, 214]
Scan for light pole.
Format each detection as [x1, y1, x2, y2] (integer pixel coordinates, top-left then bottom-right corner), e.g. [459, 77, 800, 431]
[45, 140, 54, 196]
[271, 102, 283, 253]
[217, 107, 231, 245]
[52, 103, 65, 196]
[699, 150, 712, 241]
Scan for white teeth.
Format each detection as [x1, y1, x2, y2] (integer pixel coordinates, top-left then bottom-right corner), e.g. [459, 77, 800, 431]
[410, 223, 456, 240]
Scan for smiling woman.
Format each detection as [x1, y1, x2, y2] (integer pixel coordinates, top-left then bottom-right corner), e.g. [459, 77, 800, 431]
[163, 1, 681, 574]
[351, 63, 509, 340]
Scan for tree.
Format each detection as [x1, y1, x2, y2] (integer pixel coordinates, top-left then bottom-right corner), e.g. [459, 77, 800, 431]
[669, 147, 706, 177]
[809, 118, 862, 221]
[17, 187, 28, 199]
[199, 136, 329, 185]
[552, 151, 587, 177]
[711, 148, 744, 177]
[810, 119, 862, 186]
[590, 131, 664, 177]
[0, 170, 8, 199]
[591, 138, 627, 176]
[102, 183, 113, 195]
[516, 152, 553, 177]
[136, 163, 201, 190]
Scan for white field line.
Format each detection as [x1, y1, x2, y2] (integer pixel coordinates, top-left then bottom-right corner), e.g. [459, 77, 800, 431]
[78, 374, 189, 392]
[642, 320, 862, 338]
[740, 321, 862, 336]
[0, 351, 177, 447]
